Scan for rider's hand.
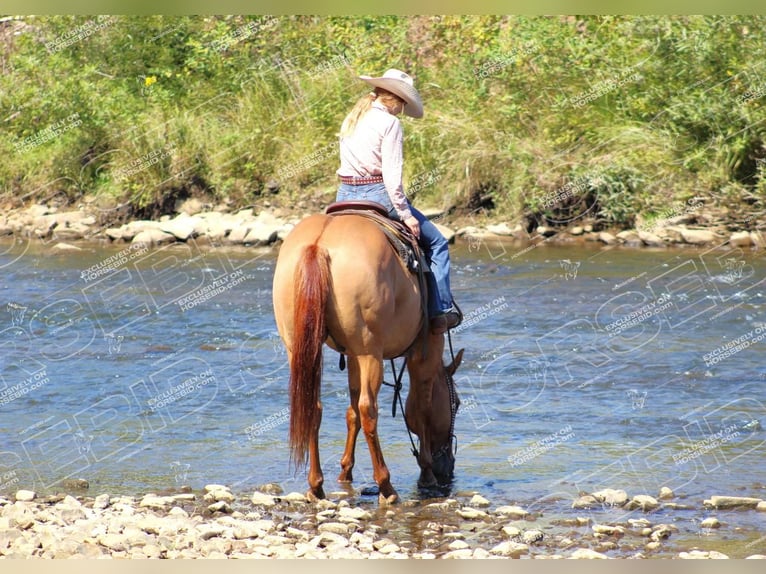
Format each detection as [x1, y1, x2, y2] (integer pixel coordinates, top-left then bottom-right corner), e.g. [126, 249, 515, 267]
[404, 216, 420, 239]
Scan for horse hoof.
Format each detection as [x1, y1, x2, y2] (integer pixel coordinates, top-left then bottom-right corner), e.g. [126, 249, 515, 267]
[378, 491, 399, 505]
[306, 488, 325, 502]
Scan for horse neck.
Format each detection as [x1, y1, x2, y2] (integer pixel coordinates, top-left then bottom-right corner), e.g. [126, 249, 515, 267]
[406, 332, 445, 388]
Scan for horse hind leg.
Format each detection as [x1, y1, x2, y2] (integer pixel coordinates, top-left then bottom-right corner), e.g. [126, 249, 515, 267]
[306, 398, 325, 501]
[355, 354, 398, 505]
[338, 377, 361, 483]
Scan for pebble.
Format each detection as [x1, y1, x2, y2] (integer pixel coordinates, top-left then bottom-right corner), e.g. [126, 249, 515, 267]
[571, 548, 610, 559]
[15, 490, 36, 502]
[522, 529, 545, 545]
[0, 486, 757, 559]
[469, 494, 491, 507]
[494, 505, 529, 518]
[626, 494, 660, 511]
[658, 486, 674, 500]
[490, 540, 529, 557]
[700, 517, 721, 529]
[456, 507, 489, 520]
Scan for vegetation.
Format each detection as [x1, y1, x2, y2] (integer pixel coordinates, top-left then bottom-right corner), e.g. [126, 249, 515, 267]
[2, 15, 765, 229]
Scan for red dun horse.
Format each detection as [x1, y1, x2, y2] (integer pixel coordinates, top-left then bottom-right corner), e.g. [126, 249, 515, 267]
[272, 213, 463, 504]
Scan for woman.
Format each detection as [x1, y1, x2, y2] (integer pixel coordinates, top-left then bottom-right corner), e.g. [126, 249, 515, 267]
[336, 68, 460, 334]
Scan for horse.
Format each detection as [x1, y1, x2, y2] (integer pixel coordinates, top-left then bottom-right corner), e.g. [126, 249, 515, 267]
[272, 211, 464, 504]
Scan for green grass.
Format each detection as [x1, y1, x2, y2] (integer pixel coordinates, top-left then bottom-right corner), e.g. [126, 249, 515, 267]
[1, 15, 765, 228]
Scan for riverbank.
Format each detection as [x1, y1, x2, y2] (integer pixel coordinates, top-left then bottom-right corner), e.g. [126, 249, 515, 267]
[0, 194, 763, 255]
[2, 483, 765, 559]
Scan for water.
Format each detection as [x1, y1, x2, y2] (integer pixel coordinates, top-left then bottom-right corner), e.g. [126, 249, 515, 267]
[1, 236, 765, 537]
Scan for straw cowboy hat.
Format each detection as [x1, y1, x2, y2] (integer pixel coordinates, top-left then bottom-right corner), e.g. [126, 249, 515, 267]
[359, 69, 424, 118]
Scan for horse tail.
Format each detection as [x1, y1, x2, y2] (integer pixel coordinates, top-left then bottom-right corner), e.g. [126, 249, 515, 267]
[289, 242, 331, 468]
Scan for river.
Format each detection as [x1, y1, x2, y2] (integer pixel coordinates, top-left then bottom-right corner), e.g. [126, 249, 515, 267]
[1, 234, 764, 556]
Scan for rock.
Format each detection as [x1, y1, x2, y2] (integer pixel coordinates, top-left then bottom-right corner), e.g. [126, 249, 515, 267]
[502, 525, 522, 538]
[251, 491, 276, 507]
[469, 494, 491, 507]
[598, 232, 617, 245]
[679, 550, 729, 559]
[472, 547, 490, 559]
[658, 486, 674, 500]
[494, 505, 529, 518]
[434, 223, 456, 244]
[93, 493, 111, 510]
[617, 230, 640, 242]
[592, 489, 628, 507]
[338, 506, 371, 520]
[456, 507, 488, 520]
[592, 524, 625, 537]
[730, 231, 753, 247]
[571, 226, 584, 236]
[243, 225, 278, 246]
[204, 490, 235, 503]
[751, 231, 764, 248]
[490, 540, 529, 557]
[521, 529, 544, 545]
[97, 533, 127, 552]
[700, 517, 721, 529]
[15, 490, 36, 502]
[448, 539, 470, 551]
[132, 228, 176, 246]
[705, 495, 763, 509]
[52, 242, 82, 252]
[176, 198, 205, 216]
[442, 548, 474, 559]
[650, 525, 673, 542]
[537, 225, 556, 237]
[572, 495, 598, 509]
[486, 222, 515, 236]
[746, 555, 766, 559]
[638, 230, 665, 247]
[318, 522, 349, 535]
[160, 217, 197, 241]
[680, 228, 716, 244]
[139, 494, 176, 509]
[257, 483, 284, 495]
[626, 494, 660, 511]
[757, 501, 766, 512]
[571, 548, 610, 559]
[227, 225, 251, 244]
[282, 492, 308, 503]
[207, 501, 233, 514]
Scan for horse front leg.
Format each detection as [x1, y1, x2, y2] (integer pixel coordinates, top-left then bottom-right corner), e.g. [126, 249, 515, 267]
[338, 373, 361, 483]
[355, 355, 398, 505]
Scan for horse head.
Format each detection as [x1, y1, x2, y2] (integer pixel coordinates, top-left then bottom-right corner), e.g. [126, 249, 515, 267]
[406, 345, 464, 489]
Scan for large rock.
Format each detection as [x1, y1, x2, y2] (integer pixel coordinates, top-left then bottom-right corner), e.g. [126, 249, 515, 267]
[680, 228, 716, 244]
[434, 223, 456, 243]
[704, 495, 763, 509]
[638, 230, 665, 247]
[250, 491, 276, 507]
[598, 232, 617, 245]
[626, 494, 660, 511]
[592, 489, 628, 507]
[132, 229, 176, 246]
[729, 231, 753, 247]
[160, 216, 197, 241]
[490, 540, 529, 557]
[243, 225, 278, 246]
[14, 490, 36, 502]
[494, 505, 529, 519]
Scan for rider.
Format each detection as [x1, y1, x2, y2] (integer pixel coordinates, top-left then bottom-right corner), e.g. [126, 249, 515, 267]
[335, 68, 461, 334]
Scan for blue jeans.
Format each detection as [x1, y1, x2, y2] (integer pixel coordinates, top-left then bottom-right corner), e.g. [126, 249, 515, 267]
[336, 183, 454, 316]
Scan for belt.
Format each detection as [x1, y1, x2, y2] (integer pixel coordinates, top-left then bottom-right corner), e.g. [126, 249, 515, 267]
[339, 175, 384, 185]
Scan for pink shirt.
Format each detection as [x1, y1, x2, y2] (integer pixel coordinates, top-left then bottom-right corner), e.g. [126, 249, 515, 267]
[337, 101, 412, 220]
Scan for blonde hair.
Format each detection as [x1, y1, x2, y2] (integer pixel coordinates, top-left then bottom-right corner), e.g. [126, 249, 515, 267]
[339, 88, 405, 137]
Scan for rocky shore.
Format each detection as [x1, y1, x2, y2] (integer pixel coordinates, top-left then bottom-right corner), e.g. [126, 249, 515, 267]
[0, 197, 762, 253]
[2, 483, 765, 559]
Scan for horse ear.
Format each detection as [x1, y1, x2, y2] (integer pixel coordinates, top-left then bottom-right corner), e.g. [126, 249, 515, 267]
[447, 348, 464, 376]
